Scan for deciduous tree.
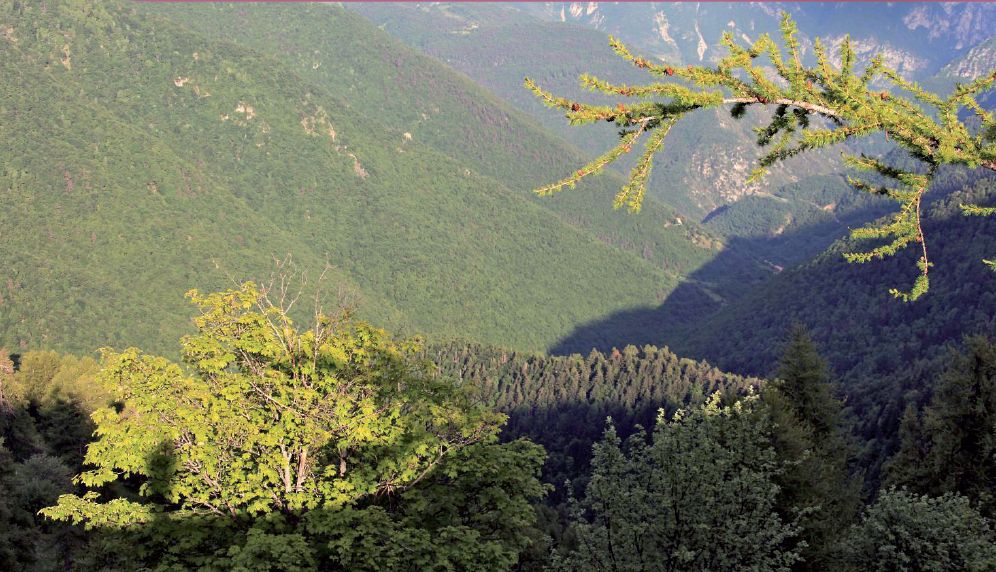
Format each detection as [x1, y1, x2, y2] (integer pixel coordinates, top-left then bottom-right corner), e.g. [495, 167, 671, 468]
[42, 282, 547, 570]
[838, 488, 996, 572]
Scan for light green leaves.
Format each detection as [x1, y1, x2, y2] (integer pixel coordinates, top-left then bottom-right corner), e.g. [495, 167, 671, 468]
[841, 154, 933, 300]
[44, 282, 505, 526]
[527, 11, 996, 300]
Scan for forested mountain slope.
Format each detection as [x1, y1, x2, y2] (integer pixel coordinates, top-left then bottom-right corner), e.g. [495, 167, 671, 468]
[673, 174, 996, 383]
[351, 2, 904, 268]
[543, 173, 996, 483]
[726, 179, 996, 475]
[0, 1, 755, 355]
[350, 3, 996, 389]
[551, 169, 996, 378]
[353, 3, 841, 212]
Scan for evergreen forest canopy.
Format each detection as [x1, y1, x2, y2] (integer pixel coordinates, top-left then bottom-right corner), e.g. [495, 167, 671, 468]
[5, 295, 996, 571]
[1, 2, 996, 571]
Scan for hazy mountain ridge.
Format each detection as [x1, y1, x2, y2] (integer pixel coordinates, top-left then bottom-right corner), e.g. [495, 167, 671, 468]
[529, 2, 995, 75]
[940, 37, 996, 80]
[352, 2, 895, 269]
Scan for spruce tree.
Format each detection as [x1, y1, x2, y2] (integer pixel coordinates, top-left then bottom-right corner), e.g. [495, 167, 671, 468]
[774, 326, 844, 437]
[886, 403, 929, 491]
[553, 394, 802, 572]
[527, 12, 996, 300]
[888, 336, 996, 517]
[764, 325, 861, 571]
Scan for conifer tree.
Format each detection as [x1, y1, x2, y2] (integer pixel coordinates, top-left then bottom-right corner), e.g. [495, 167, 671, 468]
[760, 325, 862, 571]
[0, 438, 31, 572]
[887, 336, 996, 517]
[773, 325, 846, 438]
[553, 394, 802, 572]
[886, 403, 929, 490]
[527, 12, 996, 300]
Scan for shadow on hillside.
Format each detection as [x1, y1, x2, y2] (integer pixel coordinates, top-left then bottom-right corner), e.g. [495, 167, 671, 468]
[550, 231, 812, 360]
[552, 173, 996, 383]
[549, 201, 893, 364]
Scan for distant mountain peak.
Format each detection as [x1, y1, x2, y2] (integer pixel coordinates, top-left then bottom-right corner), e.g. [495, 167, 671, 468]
[940, 37, 996, 79]
[903, 3, 995, 50]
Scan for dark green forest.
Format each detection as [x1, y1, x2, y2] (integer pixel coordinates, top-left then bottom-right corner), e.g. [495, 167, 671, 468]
[2, 1, 996, 571]
[5, 313, 996, 570]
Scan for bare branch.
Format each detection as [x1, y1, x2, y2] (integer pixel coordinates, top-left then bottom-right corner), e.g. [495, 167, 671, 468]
[722, 97, 840, 118]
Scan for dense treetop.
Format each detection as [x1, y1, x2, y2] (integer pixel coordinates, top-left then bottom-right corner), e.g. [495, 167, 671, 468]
[37, 283, 548, 570]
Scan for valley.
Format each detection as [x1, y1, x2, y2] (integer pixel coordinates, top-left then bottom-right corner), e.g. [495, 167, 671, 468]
[1, 2, 995, 571]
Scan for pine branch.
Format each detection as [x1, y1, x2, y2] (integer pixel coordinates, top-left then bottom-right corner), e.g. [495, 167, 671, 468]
[526, 11, 996, 300]
[722, 97, 840, 118]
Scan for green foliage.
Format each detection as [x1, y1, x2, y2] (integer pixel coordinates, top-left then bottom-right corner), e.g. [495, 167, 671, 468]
[44, 282, 502, 521]
[1, 0, 733, 356]
[670, 175, 996, 475]
[528, 11, 996, 299]
[352, 2, 875, 235]
[552, 393, 802, 572]
[0, 350, 12, 414]
[887, 336, 996, 517]
[961, 202, 996, 270]
[764, 327, 862, 571]
[0, 439, 37, 572]
[5, 327, 996, 571]
[773, 326, 847, 437]
[838, 488, 996, 572]
[4, 351, 104, 413]
[310, 440, 548, 572]
[39, 283, 547, 570]
[0, 350, 99, 571]
[57, 440, 547, 571]
[701, 173, 895, 266]
[427, 341, 757, 497]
